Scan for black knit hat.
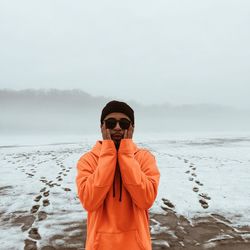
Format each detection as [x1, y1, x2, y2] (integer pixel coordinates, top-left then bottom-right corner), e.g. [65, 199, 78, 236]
[100, 100, 134, 125]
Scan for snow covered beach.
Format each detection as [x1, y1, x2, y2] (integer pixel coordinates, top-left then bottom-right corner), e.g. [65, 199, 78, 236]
[0, 133, 250, 249]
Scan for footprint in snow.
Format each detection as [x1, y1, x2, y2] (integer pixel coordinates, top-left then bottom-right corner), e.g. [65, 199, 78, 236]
[38, 211, 47, 221]
[195, 180, 204, 186]
[40, 187, 46, 192]
[28, 227, 41, 240]
[34, 195, 42, 202]
[43, 191, 49, 197]
[199, 199, 209, 209]
[24, 239, 37, 250]
[43, 199, 50, 207]
[162, 198, 175, 209]
[199, 193, 211, 200]
[30, 205, 40, 213]
[26, 173, 34, 178]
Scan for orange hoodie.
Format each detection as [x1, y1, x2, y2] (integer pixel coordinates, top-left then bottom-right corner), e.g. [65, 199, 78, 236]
[76, 139, 160, 250]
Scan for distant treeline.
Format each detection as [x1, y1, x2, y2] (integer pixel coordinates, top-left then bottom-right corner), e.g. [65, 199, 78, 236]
[0, 89, 108, 113]
[0, 89, 249, 134]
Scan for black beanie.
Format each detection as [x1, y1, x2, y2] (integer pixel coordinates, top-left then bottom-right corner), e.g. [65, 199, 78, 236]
[100, 100, 134, 125]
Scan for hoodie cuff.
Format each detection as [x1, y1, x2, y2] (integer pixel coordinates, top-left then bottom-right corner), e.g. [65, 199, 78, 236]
[119, 139, 135, 153]
[100, 140, 116, 154]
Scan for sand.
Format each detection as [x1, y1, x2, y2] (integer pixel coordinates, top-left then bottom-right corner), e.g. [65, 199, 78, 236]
[1, 203, 248, 250]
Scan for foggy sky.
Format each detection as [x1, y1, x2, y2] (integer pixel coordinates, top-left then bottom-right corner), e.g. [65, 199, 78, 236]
[0, 0, 249, 108]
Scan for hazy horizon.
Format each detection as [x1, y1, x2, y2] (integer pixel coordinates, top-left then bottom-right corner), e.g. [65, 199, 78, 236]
[1, 88, 250, 135]
[0, 0, 250, 109]
[1, 88, 248, 109]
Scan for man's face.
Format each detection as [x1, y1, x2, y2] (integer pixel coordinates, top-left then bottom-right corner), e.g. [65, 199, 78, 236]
[101, 112, 132, 142]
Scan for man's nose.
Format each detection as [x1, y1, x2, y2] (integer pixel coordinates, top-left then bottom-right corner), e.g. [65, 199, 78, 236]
[114, 121, 121, 130]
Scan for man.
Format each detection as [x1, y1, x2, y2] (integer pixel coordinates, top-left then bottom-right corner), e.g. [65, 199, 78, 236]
[76, 100, 160, 250]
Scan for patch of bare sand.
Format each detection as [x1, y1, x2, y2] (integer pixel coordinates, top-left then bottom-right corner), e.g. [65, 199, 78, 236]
[151, 208, 250, 250]
[3, 199, 250, 249]
[17, 210, 249, 250]
[39, 220, 87, 250]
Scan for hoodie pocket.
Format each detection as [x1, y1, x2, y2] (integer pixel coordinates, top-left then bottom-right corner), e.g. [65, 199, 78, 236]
[94, 230, 145, 250]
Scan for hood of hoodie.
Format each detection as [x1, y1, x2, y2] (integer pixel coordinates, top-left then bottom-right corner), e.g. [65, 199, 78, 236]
[91, 139, 140, 202]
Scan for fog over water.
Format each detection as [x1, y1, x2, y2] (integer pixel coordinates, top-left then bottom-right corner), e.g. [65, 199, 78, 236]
[0, 89, 250, 137]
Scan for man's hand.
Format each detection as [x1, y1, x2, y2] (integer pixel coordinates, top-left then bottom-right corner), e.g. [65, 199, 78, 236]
[123, 125, 134, 139]
[101, 124, 111, 140]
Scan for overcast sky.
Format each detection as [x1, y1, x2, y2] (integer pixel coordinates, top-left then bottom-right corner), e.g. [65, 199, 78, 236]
[0, 0, 249, 108]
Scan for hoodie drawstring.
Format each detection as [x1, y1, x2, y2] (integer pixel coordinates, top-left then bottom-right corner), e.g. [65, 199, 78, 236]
[113, 177, 116, 197]
[119, 171, 122, 201]
[113, 162, 122, 202]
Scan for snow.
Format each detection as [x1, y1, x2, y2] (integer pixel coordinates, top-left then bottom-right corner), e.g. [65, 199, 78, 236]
[146, 133, 250, 226]
[0, 132, 250, 248]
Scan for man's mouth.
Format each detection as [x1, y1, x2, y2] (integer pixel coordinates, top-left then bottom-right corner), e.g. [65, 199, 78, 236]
[111, 134, 123, 140]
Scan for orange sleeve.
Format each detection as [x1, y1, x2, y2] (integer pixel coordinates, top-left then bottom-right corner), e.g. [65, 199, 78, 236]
[118, 139, 160, 210]
[76, 140, 117, 212]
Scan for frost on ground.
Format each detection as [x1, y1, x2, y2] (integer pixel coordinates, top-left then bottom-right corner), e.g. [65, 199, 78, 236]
[0, 133, 250, 250]
[0, 139, 88, 250]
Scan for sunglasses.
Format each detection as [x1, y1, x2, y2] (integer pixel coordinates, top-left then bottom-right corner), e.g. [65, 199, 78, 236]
[104, 118, 131, 130]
